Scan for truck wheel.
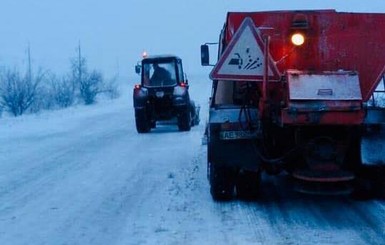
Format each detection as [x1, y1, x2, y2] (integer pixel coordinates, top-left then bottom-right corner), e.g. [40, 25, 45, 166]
[236, 170, 261, 200]
[209, 162, 236, 201]
[135, 109, 151, 133]
[178, 109, 191, 131]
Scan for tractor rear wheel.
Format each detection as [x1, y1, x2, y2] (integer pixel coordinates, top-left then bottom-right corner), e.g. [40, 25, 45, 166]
[178, 109, 191, 131]
[135, 109, 151, 133]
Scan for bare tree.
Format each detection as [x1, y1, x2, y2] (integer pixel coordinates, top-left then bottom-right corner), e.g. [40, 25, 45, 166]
[70, 48, 87, 89]
[100, 75, 120, 99]
[79, 70, 103, 105]
[70, 44, 112, 105]
[50, 74, 75, 108]
[70, 55, 102, 105]
[0, 69, 44, 116]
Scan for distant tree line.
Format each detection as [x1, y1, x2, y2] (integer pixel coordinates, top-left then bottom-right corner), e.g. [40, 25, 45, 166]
[0, 46, 119, 117]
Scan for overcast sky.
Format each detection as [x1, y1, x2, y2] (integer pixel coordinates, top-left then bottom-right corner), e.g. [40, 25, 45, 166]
[1, 0, 385, 79]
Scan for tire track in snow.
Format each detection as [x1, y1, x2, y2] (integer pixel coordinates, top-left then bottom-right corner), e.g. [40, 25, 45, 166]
[0, 121, 130, 214]
[205, 173, 385, 245]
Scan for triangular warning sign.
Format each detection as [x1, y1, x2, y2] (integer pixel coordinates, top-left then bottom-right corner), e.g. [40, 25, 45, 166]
[210, 17, 280, 81]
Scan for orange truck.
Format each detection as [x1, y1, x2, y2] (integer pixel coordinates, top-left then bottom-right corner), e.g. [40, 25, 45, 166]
[201, 10, 385, 200]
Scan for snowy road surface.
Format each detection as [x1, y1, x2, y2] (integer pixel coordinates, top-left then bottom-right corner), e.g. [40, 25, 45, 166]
[1, 76, 385, 245]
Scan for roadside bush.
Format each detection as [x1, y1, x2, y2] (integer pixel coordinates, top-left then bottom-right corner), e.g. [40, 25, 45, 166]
[0, 69, 44, 117]
[50, 74, 75, 108]
[78, 70, 103, 105]
[0, 45, 120, 116]
[70, 54, 119, 105]
[101, 75, 120, 100]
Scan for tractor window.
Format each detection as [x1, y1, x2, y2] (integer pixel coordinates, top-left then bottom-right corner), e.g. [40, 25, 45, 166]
[177, 60, 184, 82]
[142, 61, 177, 87]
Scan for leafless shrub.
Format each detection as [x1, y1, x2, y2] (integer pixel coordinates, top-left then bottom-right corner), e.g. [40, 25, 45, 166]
[100, 75, 120, 99]
[0, 44, 121, 116]
[50, 74, 75, 108]
[70, 51, 119, 104]
[70, 53, 98, 105]
[0, 69, 44, 116]
[78, 70, 103, 105]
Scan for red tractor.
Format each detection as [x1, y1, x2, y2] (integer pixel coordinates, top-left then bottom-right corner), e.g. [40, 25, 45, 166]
[201, 10, 385, 200]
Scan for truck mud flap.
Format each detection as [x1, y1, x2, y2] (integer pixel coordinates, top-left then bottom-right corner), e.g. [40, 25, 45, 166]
[361, 126, 385, 165]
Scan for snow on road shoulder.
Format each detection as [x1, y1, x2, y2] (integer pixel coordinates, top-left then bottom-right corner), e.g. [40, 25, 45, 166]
[0, 83, 131, 139]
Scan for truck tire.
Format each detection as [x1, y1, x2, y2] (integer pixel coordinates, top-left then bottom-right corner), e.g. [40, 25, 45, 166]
[135, 109, 151, 133]
[178, 109, 191, 131]
[209, 162, 236, 201]
[236, 170, 261, 200]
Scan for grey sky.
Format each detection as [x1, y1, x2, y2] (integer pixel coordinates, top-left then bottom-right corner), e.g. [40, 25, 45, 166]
[1, 0, 385, 79]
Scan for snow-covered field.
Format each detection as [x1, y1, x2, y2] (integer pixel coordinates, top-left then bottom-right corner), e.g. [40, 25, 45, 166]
[1, 75, 385, 245]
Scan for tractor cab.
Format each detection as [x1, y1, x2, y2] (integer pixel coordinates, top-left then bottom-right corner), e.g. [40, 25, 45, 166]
[136, 55, 186, 88]
[133, 54, 199, 133]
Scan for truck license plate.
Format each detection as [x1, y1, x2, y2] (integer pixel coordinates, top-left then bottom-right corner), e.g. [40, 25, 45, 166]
[220, 130, 258, 140]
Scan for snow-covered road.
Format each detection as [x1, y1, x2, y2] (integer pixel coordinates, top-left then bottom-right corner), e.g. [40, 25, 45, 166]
[0, 76, 385, 245]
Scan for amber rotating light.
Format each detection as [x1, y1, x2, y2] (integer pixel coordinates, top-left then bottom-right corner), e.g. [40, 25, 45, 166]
[291, 33, 305, 46]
